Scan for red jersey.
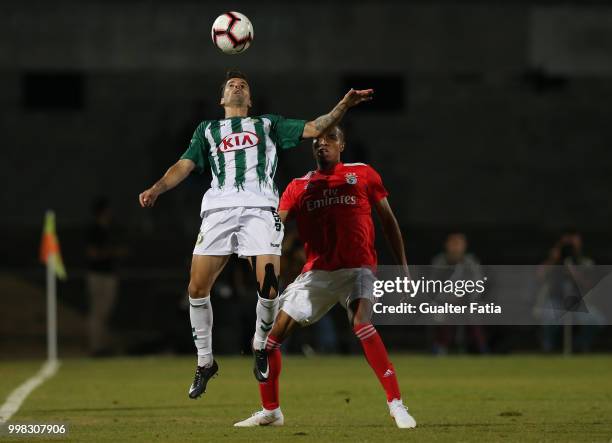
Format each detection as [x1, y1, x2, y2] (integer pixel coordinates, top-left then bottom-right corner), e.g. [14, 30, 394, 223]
[279, 162, 388, 273]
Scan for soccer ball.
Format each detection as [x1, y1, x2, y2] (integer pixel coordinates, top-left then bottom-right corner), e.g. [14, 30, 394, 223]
[211, 12, 254, 55]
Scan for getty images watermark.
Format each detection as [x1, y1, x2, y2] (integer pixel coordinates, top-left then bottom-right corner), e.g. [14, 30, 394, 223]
[373, 275, 498, 314]
[369, 265, 612, 326]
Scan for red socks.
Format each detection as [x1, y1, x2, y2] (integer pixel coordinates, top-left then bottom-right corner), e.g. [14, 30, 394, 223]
[354, 323, 401, 402]
[259, 326, 401, 410]
[259, 335, 282, 410]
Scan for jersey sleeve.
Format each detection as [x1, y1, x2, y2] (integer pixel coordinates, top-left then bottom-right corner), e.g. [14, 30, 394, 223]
[367, 165, 389, 203]
[279, 181, 298, 214]
[265, 114, 306, 149]
[180, 121, 208, 173]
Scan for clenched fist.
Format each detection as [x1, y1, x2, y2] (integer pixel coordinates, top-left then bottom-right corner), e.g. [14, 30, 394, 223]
[139, 188, 159, 208]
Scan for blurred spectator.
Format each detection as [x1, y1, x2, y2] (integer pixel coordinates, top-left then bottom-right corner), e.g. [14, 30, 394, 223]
[541, 228, 593, 268]
[538, 229, 603, 352]
[431, 232, 488, 355]
[86, 197, 127, 356]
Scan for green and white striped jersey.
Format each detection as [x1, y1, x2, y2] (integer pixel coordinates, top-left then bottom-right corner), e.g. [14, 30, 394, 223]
[181, 115, 306, 214]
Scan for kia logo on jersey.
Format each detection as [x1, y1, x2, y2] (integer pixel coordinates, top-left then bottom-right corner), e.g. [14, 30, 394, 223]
[218, 131, 259, 152]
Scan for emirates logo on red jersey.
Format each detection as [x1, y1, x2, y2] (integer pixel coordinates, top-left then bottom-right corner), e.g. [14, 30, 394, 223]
[306, 188, 357, 211]
[218, 131, 259, 153]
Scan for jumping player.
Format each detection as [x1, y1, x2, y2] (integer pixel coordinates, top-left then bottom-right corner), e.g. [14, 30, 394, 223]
[138, 71, 373, 399]
[234, 126, 416, 428]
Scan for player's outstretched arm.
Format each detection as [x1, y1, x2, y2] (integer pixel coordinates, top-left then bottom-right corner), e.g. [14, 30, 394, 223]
[138, 159, 195, 208]
[302, 88, 374, 139]
[374, 197, 409, 276]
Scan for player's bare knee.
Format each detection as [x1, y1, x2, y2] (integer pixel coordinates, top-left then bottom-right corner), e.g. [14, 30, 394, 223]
[188, 281, 210, 299]
[349, 299, 373, 327]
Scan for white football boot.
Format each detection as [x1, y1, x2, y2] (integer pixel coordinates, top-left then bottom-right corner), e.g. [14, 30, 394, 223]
[233, 408, 284, 427]
[388, 399, 417, 429]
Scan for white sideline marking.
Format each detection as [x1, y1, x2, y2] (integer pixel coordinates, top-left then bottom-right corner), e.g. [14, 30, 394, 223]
[0, 360, 60, 424]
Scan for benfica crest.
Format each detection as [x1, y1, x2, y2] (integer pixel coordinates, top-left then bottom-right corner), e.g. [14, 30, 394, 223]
[345, 172, 358, 185]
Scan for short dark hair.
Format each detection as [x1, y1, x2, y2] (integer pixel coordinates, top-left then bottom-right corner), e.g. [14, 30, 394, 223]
[220, 70, 249, 97]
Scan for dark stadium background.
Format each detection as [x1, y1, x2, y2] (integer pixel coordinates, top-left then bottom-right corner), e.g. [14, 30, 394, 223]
[1, 0, 612, 357]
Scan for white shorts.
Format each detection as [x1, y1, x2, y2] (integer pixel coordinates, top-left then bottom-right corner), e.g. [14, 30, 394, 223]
[193, 207, 283, 257]
[279, 268, 376, 326]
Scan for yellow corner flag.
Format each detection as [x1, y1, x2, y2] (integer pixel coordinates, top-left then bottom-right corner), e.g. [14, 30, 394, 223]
[40, 210, 67, 280]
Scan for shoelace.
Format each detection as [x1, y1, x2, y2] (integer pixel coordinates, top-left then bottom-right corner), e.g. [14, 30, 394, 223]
[390, 403, 408, 413]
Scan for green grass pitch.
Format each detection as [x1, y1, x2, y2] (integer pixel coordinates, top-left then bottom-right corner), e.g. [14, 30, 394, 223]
[2, 355, 612, 442]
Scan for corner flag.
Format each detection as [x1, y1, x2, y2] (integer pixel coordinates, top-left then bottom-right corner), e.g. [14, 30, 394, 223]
[40, 210, 67, 280]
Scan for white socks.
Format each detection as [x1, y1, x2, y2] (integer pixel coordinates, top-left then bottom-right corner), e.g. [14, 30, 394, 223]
[190, 294, 276, 359]
[253, 296, 278, 350]
[189, 295, 213, 368]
